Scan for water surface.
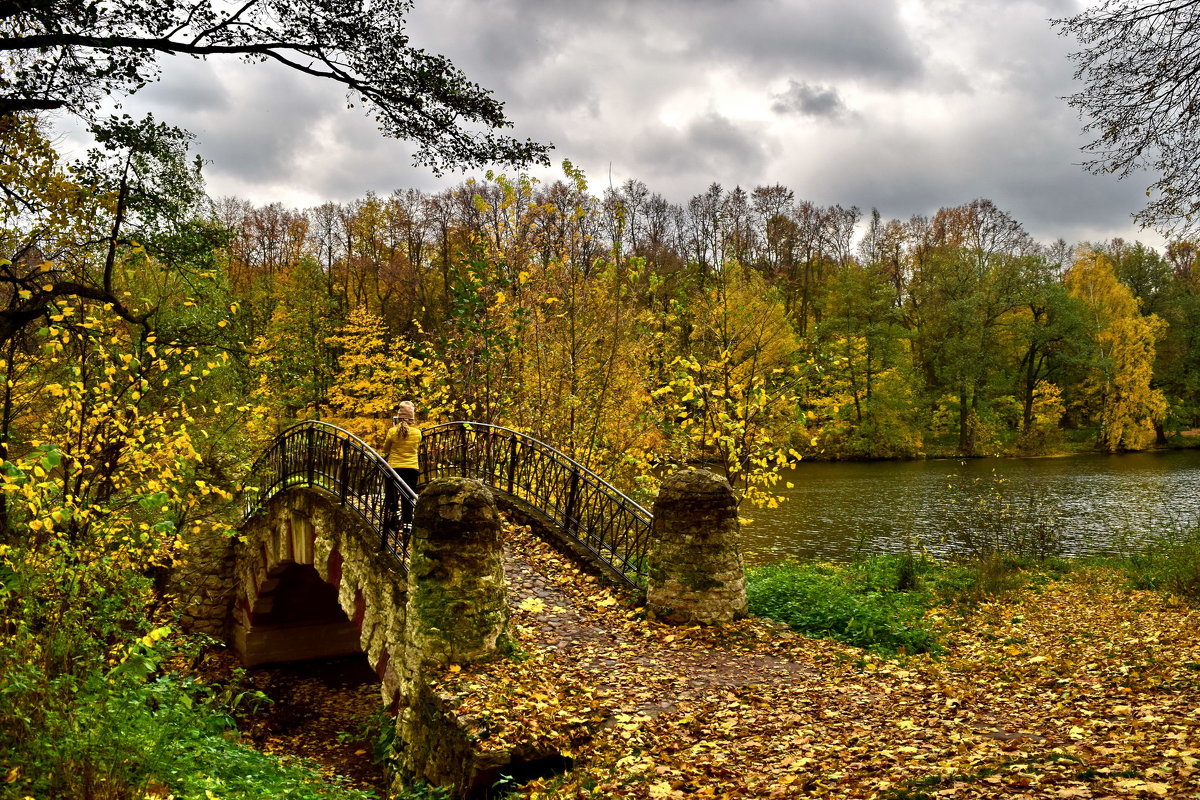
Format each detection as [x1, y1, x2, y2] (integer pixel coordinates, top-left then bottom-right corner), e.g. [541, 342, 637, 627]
[740, 450, 1200, 565]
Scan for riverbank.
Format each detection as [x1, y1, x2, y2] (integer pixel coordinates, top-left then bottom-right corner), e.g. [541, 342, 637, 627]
[799, 429, 1200, 463]
[744, 545, 1200, 657]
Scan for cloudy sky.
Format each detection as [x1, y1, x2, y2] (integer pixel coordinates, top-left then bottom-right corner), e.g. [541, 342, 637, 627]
[60, 0, 1165, 248]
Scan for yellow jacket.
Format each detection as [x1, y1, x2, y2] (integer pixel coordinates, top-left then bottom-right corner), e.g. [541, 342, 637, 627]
[382, 424, 421, 470]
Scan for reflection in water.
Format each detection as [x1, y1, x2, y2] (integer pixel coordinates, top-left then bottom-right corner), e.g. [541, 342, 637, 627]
[739, 450, 1200, 566]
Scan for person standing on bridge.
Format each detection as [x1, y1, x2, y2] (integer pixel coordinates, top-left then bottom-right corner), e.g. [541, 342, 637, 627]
[382, 400, 422, 530]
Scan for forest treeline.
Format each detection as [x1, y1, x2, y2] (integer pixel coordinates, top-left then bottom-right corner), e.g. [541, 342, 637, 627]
[4, 114, 1199, 514]
[213, 163, 1200, 503]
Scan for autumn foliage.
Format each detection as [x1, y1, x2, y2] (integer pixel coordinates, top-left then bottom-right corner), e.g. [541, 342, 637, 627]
[216, 171, 1200, 489]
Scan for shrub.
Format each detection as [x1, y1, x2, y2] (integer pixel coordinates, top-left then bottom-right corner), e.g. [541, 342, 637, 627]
[0, 437, 378, 800]
[0, 636, 380, 800]
[944, 471, 1066, 563]
[745, 559, 941, 655]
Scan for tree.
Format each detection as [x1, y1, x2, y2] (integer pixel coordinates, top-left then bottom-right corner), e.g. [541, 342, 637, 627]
[656, 267, 802, 508]
[1065, 250, 1167, 452]
[0, 114, 233, 346]
[324, 306, 452, 440]
[0, 306, 314, 799]
[904, 201, 1034, 455]
[0, 0, 550, 172]
[1136, 239, 1200, 434]
[1105, 239, 1174, 314]
[250, 258, 340, 419]
[1006, 260, 1083, 446]
[1055, 1, 1200, 235]
[814, 261, 920, 458]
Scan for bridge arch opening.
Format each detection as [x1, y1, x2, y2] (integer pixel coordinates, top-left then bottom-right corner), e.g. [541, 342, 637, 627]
[233, 490, 407, 713]
[235, 560, 365, 668]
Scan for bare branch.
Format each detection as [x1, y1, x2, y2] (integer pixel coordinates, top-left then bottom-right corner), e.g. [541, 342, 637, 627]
[1055, 0, 1200, 235]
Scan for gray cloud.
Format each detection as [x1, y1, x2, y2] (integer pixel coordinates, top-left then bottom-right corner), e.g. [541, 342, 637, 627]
[138, 59, 229, 114]
[771, 80, 849, 119]
[630, 112, 770, 191]
[680, 0, 925, 85]
[792, 102, 1155, 246]
[118, 59, 339, 189]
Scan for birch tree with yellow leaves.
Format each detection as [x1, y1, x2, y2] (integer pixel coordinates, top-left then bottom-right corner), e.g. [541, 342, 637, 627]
[653, 266, 803, 508]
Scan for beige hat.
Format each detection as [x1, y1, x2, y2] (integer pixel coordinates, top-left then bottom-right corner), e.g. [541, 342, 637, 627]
[396, 401, 416, 422]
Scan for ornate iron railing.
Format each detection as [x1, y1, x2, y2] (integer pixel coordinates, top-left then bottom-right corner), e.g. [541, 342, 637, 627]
[243, 420, 653, 591]
[242, 421, 417, 565]
[421, 422, 652, 591]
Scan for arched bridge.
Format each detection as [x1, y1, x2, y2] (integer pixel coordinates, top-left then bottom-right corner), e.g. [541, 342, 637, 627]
[242, 420, 653, 591]
[231, 420, 745, 794]
[229, 417, 744, 726]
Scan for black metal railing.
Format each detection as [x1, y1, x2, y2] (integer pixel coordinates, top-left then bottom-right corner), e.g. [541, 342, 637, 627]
[242, 421, 417, 565]
[243, 420, 653, 591]
[421, 422, 652, 591]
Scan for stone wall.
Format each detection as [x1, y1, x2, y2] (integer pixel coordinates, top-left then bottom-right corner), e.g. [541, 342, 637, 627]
[170, 526, 237, 639]
[230, 481, 516, 798]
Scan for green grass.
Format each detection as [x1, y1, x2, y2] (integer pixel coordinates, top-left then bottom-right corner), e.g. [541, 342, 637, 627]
[747, 530, 1200, 659]
[1124, 535, 1200, 599]
[1081, 528, 1200, 600]
[0, 642, 383, 800]
[745, 553, 1081, 656]
[745, 555, 944, 655]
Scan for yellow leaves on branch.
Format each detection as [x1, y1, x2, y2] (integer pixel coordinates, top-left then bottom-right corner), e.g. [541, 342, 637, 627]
[1, 307, 235, 576]
[655, 306, 801, 507]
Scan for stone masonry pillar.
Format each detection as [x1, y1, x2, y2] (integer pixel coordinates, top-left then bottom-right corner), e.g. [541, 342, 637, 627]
[646, 467, 748, 625]
[397, 477, 509, 790]
[403, 476, 509, 664]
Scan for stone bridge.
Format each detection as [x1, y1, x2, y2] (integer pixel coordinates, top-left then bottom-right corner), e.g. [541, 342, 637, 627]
[180, 421, 749, 796]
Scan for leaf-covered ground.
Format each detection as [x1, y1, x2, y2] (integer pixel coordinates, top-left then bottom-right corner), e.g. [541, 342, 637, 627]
[195, 649, 388, 794]
[206, 520, 1200, 799]
[431, 522, 1200, 799]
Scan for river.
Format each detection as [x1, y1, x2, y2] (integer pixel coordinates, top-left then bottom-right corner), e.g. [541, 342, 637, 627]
[739, 449, 1200, 565]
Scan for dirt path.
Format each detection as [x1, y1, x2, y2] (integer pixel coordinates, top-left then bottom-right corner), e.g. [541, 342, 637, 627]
[502, 528, 819, 710]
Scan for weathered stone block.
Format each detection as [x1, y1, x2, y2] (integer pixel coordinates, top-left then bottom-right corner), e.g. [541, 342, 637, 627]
[403, 477, 509, 668]
[397, 478, 511, 792]
[646, 467, 748, 625]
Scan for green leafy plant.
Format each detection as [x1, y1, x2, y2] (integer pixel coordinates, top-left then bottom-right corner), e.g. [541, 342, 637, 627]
[338, 706, 398, 769]
[0, 633, 379, 800]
